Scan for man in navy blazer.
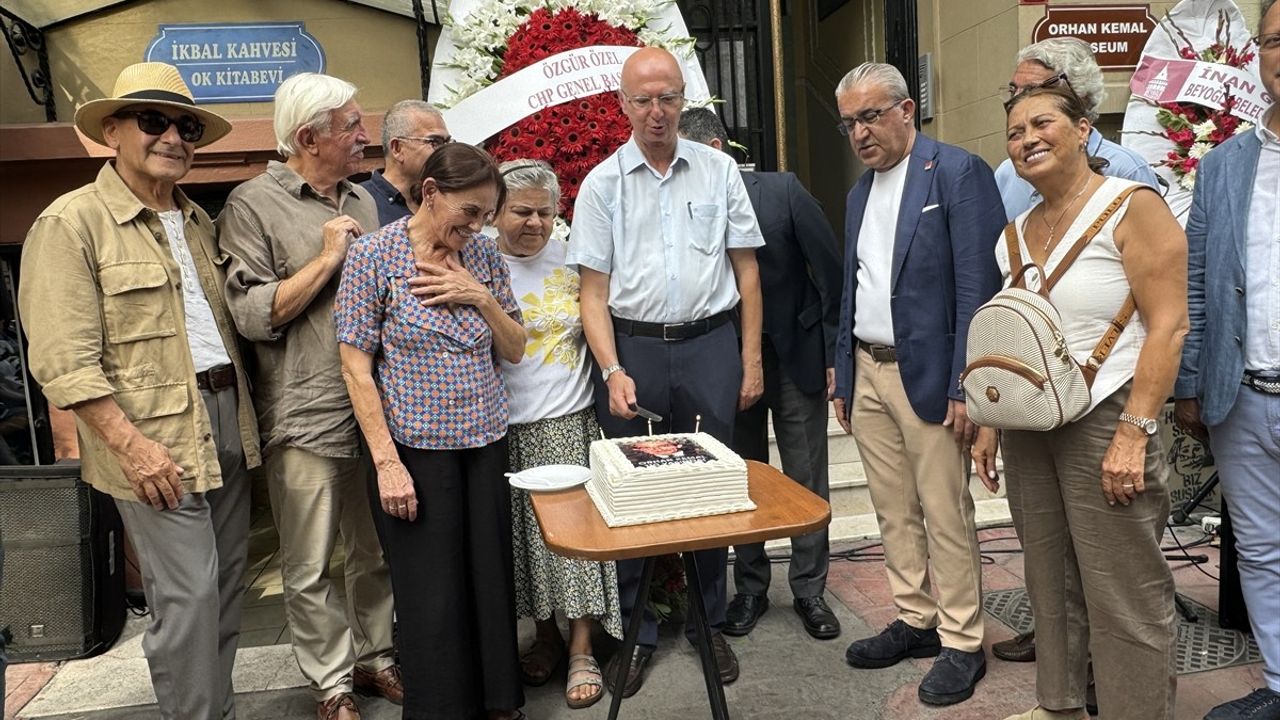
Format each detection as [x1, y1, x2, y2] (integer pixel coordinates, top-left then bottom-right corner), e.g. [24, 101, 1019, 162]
[1175, 4, 1280, 717]
[679, 108, 845, 641]
[831, 62, 1004, 707]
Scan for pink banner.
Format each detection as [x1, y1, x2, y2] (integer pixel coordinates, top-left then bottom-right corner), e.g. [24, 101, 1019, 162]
[1130, 55, 1272, 124]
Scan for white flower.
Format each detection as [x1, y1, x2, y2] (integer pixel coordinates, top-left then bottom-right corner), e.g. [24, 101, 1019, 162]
[1192, 119, 1217, 141]
[1178, 168, 1197, 191]
[1235, 122, 1254, 135]
[1188, 141, 1213, 159]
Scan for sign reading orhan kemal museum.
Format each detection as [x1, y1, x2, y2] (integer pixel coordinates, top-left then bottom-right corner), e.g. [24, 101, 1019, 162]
[145, 22, 325, 103]
[1032, 5, 1157, 70]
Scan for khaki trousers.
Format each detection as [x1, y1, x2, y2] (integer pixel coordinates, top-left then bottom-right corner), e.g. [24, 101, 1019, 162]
[1003, 385, 1176, 720]
[851, 347, 984, 651]
[267, 447, 395, 701]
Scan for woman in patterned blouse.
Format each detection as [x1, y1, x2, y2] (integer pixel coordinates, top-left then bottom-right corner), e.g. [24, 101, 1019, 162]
[494, 160, 623, 710]
[336, 143, 527, 720]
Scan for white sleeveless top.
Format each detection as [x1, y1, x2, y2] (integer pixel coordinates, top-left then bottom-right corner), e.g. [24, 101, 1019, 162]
[994, 177, 1146, 413]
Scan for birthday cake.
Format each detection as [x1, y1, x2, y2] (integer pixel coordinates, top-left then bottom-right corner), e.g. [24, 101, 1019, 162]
[585, 432, 754, 527]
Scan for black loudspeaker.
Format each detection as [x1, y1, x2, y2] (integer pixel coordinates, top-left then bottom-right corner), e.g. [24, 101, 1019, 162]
[0, 463, 126, 662]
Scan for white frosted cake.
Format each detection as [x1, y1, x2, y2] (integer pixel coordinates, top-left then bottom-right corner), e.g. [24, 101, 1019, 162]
[585, 432, 754, 527]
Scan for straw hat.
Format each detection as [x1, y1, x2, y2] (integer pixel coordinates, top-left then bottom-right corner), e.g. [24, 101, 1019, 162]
[74, 62, 232, 149]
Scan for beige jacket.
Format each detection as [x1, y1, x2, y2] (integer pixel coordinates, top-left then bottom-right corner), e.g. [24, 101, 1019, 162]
[20, 163, 261, 502]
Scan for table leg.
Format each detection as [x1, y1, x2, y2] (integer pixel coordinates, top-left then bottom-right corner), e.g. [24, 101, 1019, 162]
[682, 551, 731, 720]
[607, 555, 656, 720]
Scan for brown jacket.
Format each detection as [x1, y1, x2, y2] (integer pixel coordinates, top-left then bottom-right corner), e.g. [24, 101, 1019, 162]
[19, 163, 261, 501]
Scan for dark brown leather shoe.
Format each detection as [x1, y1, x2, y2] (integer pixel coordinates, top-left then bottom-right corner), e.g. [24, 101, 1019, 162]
[711, 633, 739, 684]
[604, 645, 654, 698]
[992, 630, 1036, 662]
[317, 693, 360, 720]
[353, 664, 403, 705]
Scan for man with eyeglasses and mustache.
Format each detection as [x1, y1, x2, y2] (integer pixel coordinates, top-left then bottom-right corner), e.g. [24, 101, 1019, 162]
[994, 38, 1160, 222]
[360, 99, 451, 226]
[217, 73, 399, 720]
[568, 46, 765, 698]
[20, 62, 261, 719]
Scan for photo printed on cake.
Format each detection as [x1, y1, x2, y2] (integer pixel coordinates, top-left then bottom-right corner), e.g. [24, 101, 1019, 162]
[617, 438, 718, 468]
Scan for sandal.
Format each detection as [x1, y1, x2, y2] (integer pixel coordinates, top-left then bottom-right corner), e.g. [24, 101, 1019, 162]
[519, 635, 564, 686]
[565, 653, 604, 709]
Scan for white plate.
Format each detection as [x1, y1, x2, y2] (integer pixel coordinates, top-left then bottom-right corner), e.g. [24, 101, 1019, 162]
[508, 464, 591, 492]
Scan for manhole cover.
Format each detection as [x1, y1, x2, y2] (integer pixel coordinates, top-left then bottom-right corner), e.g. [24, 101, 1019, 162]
[982, 588, 1261, 675]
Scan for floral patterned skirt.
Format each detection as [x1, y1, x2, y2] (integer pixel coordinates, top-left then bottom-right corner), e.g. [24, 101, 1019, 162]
[509, 406, 623, 639]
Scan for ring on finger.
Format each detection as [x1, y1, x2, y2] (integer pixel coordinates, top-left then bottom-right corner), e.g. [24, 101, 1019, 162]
[1122, 483, 1135, 488]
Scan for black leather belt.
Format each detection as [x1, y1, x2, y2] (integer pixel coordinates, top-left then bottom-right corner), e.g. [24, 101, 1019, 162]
[612, 311, 733, 341]
[195, 364, 236, 392]
[1242, 370, 1280, 395]
[858, 340, 897, 363]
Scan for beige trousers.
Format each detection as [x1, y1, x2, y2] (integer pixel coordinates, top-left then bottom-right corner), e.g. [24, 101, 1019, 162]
[267, 447, 395, 701]
[851, 347, 984, 651]
[1003, 385, 1177, 720]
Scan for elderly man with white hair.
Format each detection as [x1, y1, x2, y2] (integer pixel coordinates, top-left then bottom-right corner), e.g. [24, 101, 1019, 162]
[217, 73, 399, 720]
[994, 37, 1160, 221]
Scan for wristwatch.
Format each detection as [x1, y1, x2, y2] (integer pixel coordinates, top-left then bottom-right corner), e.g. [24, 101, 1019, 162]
[1118, 412, 1159, 436]
[601, 364, 625, 382]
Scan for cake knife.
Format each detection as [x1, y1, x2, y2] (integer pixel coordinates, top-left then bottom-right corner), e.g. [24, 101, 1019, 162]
[628, 403, 663, 423]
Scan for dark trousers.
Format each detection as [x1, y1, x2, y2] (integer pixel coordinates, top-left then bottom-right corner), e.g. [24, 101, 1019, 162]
[378, 439, 524, 720]
[731, 337, 831, 599]
[596, 322, 742, 647]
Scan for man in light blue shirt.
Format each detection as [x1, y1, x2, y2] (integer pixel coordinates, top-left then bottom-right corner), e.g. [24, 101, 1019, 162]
[568, 46, 765, 700]
[994, 37, 1161, 222]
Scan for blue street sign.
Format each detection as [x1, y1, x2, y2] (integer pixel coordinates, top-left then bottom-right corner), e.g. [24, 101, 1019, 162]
[145, 22, 325, 104]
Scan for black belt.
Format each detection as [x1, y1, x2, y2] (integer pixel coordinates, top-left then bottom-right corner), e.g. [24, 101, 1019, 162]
[857, 340, 897, 363]
[1242, 370, 1280, 395]
[195, 364, 236, 392]
[612, 311, 733, 341]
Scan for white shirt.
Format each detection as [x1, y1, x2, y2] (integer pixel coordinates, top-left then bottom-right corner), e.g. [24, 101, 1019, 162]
[853, 158, 910, 346]
[996, 177, 1145, 413]
[1245, 110, 1280, 371]
[499, 238, 594, 425]
[158, 210, 232, 373]
[567, 138, 764, 323]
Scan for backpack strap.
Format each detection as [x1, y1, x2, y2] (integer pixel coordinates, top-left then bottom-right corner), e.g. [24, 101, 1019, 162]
[1044, 184, 1146, 292]
[1004, 223, 1023, 283]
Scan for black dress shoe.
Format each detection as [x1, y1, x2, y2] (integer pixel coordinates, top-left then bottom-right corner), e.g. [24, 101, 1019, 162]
[604, 645, 654, 699]
[711, 633, 740, 684]
[723, 593, 769, 637]
[992, 629, 1037, 662]
[1204, 688, 1280, 720]
[918, 648, 986, 706]
[793, 596, 841, 639]
[845, 619, 941, 669]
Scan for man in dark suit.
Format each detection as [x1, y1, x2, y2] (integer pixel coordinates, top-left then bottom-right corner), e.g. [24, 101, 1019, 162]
[678, 107, 844, 641]
[831, 63, 1003, 707]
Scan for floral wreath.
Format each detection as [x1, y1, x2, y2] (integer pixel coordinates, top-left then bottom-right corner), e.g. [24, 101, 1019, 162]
[441, 0, 695, 221]
[1147, 13, 1256, 190]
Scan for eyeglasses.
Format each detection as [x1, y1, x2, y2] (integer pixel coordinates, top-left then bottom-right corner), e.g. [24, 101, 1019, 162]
[439, 195, 495, 226]
[1002, 72, 1073, 111]
[114, 109, 205, 143]
[1252, 32, 1280, 52]
[397, 135, 452, 148]
[835, 99, 907, 135]
[621, 92, 685, 111]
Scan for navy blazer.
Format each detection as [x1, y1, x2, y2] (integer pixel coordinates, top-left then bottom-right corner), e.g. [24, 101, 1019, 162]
[833, 134, 1004, 424]
[1176, 130, 1262, 426]
[742, 171, 843, 395]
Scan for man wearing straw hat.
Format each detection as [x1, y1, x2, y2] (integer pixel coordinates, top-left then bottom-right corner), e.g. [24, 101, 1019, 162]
[19, 62, 259, 720]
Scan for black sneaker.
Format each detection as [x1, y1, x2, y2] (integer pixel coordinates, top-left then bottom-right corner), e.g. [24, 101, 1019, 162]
[917, 648, 986, 706]
[1205, 688, 1280, 720]
[724, 594, 769, 637]
[844, 619, 941, 669]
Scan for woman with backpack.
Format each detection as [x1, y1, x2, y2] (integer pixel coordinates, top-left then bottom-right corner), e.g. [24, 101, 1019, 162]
[970, 82, 1189, 720]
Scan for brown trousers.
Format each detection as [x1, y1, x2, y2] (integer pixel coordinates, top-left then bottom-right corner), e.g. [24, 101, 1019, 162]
[1003, 385, 1177, 720]
[851, 347, 985, 651]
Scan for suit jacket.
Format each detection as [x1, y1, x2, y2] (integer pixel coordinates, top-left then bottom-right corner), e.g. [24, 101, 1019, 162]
[833, 134, 1004, 424]
[742, 171, 843, 395]
[1176, 130, 1262, 426]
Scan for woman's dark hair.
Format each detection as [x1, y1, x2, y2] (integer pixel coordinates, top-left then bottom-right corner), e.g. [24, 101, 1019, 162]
[1006, 84, 1111, 175]
[411, 142, 507, 209]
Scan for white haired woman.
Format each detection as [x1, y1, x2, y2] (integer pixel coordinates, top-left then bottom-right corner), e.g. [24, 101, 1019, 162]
[496, 159, 623, 710]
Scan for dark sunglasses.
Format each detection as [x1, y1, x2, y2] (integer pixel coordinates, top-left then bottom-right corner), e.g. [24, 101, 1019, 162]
[1002, 72, 1074, 112]
[114, 109, 206, 143]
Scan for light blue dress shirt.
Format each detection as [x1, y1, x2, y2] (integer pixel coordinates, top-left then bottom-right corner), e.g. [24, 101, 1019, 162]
[994, 128, 1160, 221]
[567, 137, 764, 323]
[1245, 113, 1280, 371]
